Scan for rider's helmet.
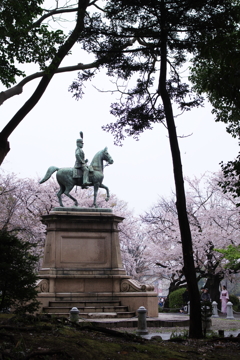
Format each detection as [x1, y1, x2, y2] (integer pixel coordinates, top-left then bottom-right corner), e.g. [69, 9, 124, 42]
[76, 131, 84, 146]
[76, 138, 83, 146]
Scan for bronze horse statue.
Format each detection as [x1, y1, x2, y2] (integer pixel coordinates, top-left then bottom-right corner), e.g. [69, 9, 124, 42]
[39, 147, 113, 208]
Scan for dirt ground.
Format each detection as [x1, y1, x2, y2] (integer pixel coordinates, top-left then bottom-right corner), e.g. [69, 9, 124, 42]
[1, 314, 240, 360]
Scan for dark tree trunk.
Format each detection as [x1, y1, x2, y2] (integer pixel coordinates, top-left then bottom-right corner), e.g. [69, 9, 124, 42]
[158, 0, 202, 338]
[0, 137, 10, 165]
[205, 273, 223, 308]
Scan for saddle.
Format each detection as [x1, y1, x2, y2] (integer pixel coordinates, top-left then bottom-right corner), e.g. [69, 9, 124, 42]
[73, 166, 93, 179]
[73, 168, 83, 179]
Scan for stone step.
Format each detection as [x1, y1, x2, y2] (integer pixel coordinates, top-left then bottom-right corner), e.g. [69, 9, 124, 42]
[85, 312, 118, 319]
[42, 298, 135, 319]
[44, 311, 136, 319]
[80, 311, 136, 319]
[85, 312, 136, 319]
[114, 312, 136, 318]
[43, 306, 129, 314]
[48, 300, 121, 308]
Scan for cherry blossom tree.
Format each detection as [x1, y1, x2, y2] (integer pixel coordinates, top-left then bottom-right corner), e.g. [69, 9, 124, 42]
[142, 172, 240, 302]
[0, 173, 47, 258]
[2, 170, 239, 297]
[119, 217, 151, 280]
[0, 171, 146, 274]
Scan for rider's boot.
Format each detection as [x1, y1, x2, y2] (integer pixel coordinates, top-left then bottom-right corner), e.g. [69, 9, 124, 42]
[82, 170, 91, 187]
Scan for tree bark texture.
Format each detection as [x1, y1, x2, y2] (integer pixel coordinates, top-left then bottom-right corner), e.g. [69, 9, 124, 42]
[0, 137, 10, 166]
[158, 0, 202, 338]
[205, 273, 223, 308]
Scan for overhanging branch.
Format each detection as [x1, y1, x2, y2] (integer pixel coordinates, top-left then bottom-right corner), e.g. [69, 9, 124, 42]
[0, 61, 99, 106]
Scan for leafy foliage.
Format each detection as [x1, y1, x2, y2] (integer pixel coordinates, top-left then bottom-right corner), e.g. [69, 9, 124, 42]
[0, 0, 65, 87]
[215, 245, 240, 271]
[0, 229, 40, 313]
[219, 155, 240, 206]
[142, 172, 240, 302]
[190, 7, 240, 139]
[229, 294, 239, 306]
[169, 288, 186, 310]
[189, 2, 240, 199]
[71, 0, 227, 143]
[69, 1, 240, 143]
[229, 294, 240, 311]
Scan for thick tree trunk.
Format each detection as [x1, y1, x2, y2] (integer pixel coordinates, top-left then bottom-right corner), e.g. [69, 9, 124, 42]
[0, 0, 90, 165]
[158, 0, 202, 338]
[0, 137, 10, 165]
[205, 273, 223, 308]
[161, 88, 203, 339]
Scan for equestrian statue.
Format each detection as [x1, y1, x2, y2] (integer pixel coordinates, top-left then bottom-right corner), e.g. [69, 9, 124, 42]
[39, 132, 114, 208]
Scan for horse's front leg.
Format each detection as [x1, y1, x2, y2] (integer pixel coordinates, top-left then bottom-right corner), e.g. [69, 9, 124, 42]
[93, 183, 99, 208]
[99, 183, 110, 202]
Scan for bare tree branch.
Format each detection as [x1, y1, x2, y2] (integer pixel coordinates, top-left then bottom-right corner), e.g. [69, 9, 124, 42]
[33, 6, 79, 27]
[0, 61, 99, 106]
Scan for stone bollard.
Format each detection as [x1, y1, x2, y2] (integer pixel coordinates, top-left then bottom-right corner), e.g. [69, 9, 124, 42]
[69, 307, 80, 323]
[136, 306, 148, 335]
[187, 301, 190, 315]
[226, 301, 234, 319]
[211, 301, 219, 318]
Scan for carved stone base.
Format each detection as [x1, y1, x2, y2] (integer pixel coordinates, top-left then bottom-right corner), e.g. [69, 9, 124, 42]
[37, 209, 158, 317]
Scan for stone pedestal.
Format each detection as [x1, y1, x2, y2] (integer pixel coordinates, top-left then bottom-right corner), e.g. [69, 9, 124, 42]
[37, 208, 158, 317]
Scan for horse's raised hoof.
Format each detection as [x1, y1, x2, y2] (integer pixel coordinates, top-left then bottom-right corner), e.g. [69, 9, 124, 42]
[105, 197, 109, 202]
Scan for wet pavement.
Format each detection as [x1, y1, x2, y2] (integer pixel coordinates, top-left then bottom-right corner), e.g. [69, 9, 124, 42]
[141, 329, 240, 340]
[79, 312, 240, 339]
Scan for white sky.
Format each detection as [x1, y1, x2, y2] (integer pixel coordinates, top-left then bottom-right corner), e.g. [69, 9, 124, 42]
[1, 69, 238, 214]
[1, 3, 239, 215]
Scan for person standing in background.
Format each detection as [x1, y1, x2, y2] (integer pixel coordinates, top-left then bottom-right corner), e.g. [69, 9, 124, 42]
[220, 285, 229, 314]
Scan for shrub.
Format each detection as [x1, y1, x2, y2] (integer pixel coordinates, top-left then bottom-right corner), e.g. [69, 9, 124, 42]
[229, 294, 240, 311]
[169, 288, 186, 310]
[0, 230, 40, 314]
[229, 294, 239, 306]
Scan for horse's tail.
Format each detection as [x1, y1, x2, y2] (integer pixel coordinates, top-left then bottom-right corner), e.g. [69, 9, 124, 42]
[39, 166, 59, 184]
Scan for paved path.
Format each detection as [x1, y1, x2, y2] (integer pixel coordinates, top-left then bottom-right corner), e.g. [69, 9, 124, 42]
[79, 312, 190, 327]
[142, 329, 240, 340]
[79, 312, 240, 325]
[80, 312, 190, 322]
[79, 312, 240, 339]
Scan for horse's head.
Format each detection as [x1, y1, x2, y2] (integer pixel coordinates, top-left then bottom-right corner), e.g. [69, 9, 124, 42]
[103, 147, 114, 165]
[90, 147, 113, 172]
